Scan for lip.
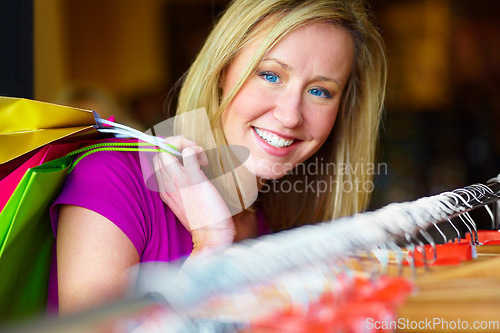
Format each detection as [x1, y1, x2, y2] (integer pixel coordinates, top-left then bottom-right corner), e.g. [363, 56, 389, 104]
[252, 126, 300, 157]
[255, 127, 298, 141]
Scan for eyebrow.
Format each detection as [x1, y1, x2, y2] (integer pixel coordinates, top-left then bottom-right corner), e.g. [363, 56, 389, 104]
[262, 57, 340, 88]
[263, 57, 292, 70]
[315, 75, 340, 88]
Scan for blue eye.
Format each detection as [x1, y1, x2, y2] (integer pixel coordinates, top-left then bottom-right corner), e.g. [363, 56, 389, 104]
[308, 88, 331, 99]
[259, 72, 280, 84]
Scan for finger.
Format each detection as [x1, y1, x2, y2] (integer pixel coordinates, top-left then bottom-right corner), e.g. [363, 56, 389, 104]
[154, 152, 185, 191]
[163, 135, 199, 152]
[153, 156, 166, 192]
[182, 147, 204, 182]
[157, 151, 184, 177]
[153, 155, 176, 193]
[162, 136, 209, 167]
[192, 146, 209, 167]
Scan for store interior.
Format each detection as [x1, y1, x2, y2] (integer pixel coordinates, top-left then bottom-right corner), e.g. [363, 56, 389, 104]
[28, 0, 500, 211]
[1, 0, 500, 331]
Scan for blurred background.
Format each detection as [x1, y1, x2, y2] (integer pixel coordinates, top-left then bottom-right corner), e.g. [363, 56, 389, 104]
[1, 0, 499, 210]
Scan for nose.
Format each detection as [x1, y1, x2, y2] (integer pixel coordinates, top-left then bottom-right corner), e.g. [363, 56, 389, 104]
[272, 88, 304, 128]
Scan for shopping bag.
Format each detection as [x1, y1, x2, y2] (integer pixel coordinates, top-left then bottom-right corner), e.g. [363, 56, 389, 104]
[0, 143, 81, 212]
[0, 96, 178, 166]
[0, 138, 177, 322]
[0, 96, 100, 165]
[0, 96, 178, 322]
[0, 154, 75, 322]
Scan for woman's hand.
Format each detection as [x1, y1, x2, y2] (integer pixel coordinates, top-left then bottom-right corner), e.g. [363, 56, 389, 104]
[153, 136, 236, 254]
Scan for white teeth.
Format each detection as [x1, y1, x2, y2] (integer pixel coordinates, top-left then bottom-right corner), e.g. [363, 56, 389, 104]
[254, 127, 295, 148]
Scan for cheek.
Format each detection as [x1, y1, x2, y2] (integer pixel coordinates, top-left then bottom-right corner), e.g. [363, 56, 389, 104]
[323, 115, 338, 138]
[307, 110, 338, 142]
[223, 82, 273, 124]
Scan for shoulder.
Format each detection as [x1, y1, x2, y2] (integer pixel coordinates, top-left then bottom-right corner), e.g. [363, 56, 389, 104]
[53, 149, 160, 249]
[71, 149, 140, 177]
[68, 148, 160, 192]
[63, 147, 161, 214]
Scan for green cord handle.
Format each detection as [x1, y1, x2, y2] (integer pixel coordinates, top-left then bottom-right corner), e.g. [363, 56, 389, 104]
[67, 141, 179, 173]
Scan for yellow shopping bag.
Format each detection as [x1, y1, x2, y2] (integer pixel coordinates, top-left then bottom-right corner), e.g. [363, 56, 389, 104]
[0, 96, 100, 164]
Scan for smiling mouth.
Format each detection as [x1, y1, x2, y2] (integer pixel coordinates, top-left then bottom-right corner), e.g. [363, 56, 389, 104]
[253, 127, 296, 148]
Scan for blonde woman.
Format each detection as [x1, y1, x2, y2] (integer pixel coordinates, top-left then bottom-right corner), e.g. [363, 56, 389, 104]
[51, 0, 386, 314]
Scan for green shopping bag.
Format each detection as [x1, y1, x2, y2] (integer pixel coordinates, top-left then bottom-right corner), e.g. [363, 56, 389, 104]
[0, 140, 174, 323]
[0, 154, 74, 322]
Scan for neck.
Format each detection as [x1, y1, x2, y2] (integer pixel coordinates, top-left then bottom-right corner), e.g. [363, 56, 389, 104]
[256, 176, 266, 191]
[233, 209, 258, 241]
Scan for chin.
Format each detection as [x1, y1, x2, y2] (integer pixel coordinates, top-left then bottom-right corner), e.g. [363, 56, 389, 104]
[236, 152, 297, 180]
[255, 172, 282, 181]
[252, 161, 294, 180]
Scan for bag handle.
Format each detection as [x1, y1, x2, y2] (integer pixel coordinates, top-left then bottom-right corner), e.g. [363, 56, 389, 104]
[66, 140, 179, 173]
[94, 117, 181, 157]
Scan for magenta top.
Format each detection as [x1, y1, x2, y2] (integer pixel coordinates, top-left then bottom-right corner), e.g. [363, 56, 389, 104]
[47, 148, 269, 311]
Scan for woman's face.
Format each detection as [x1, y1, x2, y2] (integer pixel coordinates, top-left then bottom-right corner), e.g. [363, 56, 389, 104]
[221, 22, 354, 180]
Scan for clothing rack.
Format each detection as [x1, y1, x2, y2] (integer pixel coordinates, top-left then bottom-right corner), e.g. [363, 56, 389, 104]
[127, 175, 500, 331]
[4, 176, 500, 333]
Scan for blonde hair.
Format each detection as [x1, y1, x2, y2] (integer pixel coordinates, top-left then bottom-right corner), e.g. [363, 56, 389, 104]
[175, 0, 386, 231]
